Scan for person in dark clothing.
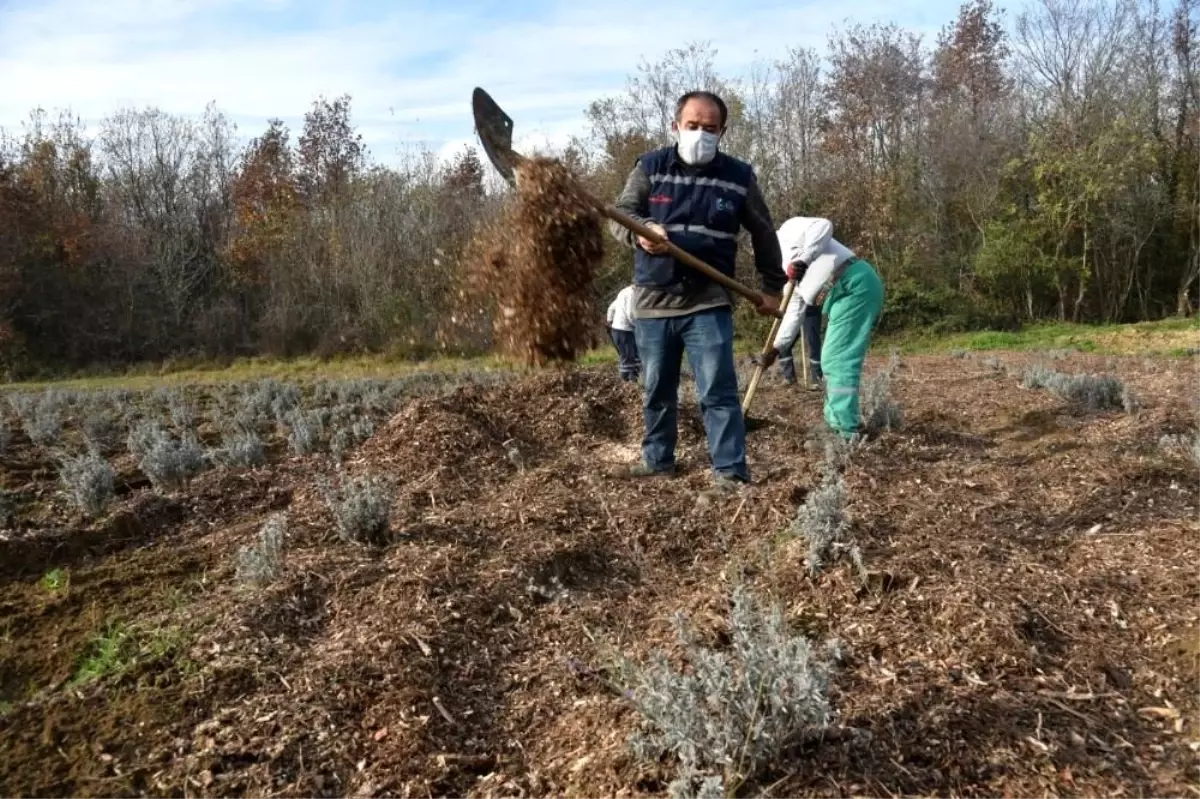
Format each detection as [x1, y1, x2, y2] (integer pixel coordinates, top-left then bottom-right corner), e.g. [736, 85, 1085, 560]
[606, 285, 640, 382]
[773, 292, 824, 387]
[608, 90, 784, 489]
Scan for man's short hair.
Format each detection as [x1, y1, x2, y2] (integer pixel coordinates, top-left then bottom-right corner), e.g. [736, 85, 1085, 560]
[674, 91, 728, 128]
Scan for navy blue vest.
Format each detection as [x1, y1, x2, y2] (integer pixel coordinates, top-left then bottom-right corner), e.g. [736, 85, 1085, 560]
[633, 145, 752, 295]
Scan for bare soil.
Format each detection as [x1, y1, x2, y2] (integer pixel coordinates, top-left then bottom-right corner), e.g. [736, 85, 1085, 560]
[0, 351, 1197, 798]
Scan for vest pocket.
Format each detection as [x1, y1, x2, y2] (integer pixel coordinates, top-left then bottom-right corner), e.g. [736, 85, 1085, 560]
[706, 193, 740, 231]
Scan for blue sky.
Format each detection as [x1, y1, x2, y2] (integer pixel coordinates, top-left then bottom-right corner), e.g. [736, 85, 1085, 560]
[0, 0, 966, 166]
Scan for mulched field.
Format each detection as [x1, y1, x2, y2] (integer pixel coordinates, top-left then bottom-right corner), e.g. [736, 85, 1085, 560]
[0, 350, 1196, 798]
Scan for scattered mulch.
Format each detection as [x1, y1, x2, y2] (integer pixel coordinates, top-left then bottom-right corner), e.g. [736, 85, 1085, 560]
[0, 351, 1197, 798]
[464, 157, 604, 366]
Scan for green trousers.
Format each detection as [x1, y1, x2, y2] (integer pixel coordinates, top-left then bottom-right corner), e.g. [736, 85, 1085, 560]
[821, 258, 885, 438]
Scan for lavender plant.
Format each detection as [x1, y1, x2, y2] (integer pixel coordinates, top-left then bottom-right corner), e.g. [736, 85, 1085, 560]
[786, 438, 865, 580]
[213, 429, 266, 468]
[10, 390, 65, 448]
[237, 378, 286, 425]
[328, 411, 376, 462]
[167, 390, 198, 432]
[81, 405, 122, 455]
[1021, 364, 1131, 412]
[59, 450, 115, 517]
[614, 585, 834, 791]
[236, 513, 286, 585]
[269, 382, 301, 425]
[318, 471, 393, 546]
[128, 421, 205, 492]
[1160, 431, 1200, 469]
[285, 408, 325, 455]
[860, 363, 903, 436]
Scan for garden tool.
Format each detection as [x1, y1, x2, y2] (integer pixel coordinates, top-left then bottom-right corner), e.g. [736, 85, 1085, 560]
[741, 279, 796, 430]
[471, 87, 783, 318]
[801, 325, 811, 388]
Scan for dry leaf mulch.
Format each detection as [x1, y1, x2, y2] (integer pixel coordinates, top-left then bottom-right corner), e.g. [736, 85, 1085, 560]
[461, 157, 604, 366]
[0, 351, 1196, 798]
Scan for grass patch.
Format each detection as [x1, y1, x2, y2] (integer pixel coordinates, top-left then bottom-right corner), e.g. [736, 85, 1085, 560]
[0, 352, 517, 393]
[576, 347, 619, 366]
[70, 620, 189, 688]
[0, 317, 1190, 395]
[39, 568, 68, 592]
[884, 317, 1198, 356]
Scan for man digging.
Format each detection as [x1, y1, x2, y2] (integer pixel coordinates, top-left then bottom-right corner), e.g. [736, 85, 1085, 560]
[758, 215, 885, 441]
[608, 90, 784, 490]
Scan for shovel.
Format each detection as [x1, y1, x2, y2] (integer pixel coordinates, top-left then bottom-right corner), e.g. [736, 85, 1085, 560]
[471, 87, 783, 319]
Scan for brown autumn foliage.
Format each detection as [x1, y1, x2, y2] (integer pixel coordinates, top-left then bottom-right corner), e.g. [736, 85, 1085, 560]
[228, 120, 302, 289]
[0, 0, 1192, 376]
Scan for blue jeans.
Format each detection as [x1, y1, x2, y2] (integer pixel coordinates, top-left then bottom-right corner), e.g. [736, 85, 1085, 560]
[633, 307, 748, 480]
[608, 327, 640, 381]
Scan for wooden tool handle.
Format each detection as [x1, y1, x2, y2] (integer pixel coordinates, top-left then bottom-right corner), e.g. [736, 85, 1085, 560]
[801, 322, 811, 387]
[595, 205, 785, 320]
[511, 155, 783, 319]
[741, 279, 796, 415]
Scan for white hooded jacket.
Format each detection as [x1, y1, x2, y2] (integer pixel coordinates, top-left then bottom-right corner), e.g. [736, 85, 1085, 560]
[772, 216, 856, 352]
[606, 285, 636, 332]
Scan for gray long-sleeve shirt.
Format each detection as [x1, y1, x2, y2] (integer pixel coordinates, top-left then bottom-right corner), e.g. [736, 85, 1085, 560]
[608, 154, 785, 319]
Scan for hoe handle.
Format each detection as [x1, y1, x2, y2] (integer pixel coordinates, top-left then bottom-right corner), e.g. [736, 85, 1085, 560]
[801, 318, 811, 387]
[742, 279, 796, 415]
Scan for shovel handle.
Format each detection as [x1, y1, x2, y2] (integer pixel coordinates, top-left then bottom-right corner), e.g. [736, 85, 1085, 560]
[741, 279, 796, 415]
[595, 205, 784, 320]
[506, 151, 782, 318]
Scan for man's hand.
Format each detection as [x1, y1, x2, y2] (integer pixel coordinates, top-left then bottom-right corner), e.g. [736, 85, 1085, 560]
[637, 222, 669, 254]
[754, 292, 781, 317]
[785, 260, 807, 281]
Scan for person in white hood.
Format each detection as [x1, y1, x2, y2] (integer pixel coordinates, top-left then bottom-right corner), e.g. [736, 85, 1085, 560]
[605, 285, 640, 382]
[760, 216, 885, 439]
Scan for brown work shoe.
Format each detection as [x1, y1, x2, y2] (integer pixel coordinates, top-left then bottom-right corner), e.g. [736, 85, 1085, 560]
[713, 473, 750, 493]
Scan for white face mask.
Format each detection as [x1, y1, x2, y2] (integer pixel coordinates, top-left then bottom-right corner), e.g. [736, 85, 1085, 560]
[676, 128, 720, 165]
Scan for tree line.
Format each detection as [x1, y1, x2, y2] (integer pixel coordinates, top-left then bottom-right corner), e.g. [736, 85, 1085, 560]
[0, 0, 1195, 377]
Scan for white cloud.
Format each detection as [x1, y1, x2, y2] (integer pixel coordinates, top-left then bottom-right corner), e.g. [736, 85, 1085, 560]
[0, 0, 955, 166]
[436, 136, 477, 165]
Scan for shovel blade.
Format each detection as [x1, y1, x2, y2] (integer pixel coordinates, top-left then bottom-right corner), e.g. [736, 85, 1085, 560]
[472, 87, 518, 186]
